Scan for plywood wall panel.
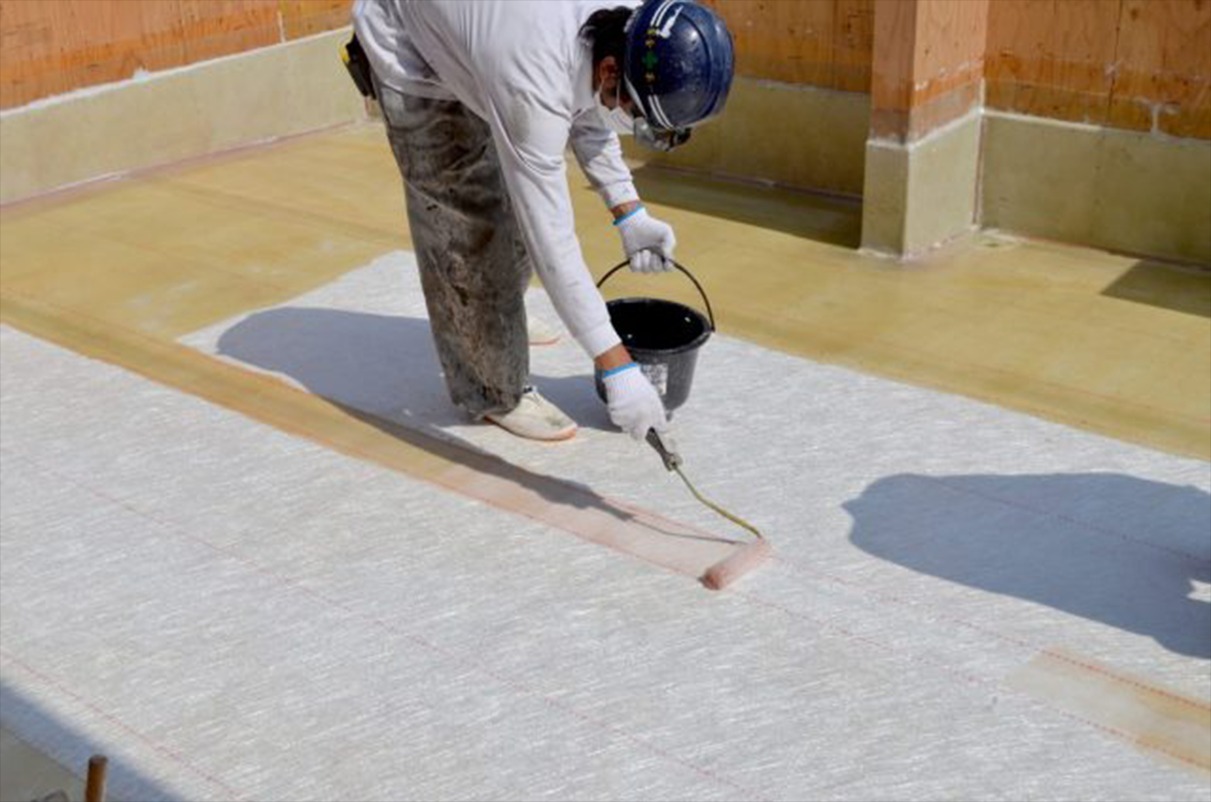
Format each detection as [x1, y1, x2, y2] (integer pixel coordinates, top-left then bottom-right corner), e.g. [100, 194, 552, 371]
[986, 0, 1209, 139]
[1, 0, 187, 107]
[0, 0, 352, 110]
[870, 0, 917, 113]
[281, 0, 353, 40]
[912, 0, 986, 104]
[708, 0, 834, 86]
[987, 0, 1120, 126]
[833, 0, 875, 92]
[1109, 0, 1211, 138]
[870, 0, 984, 120]
[178, 1, 280, 64]
[703, 0, 875, 91]
[1, 1, 69, 105]
[870, 0, 986, 140]
[985, 0, 1058, 116]
[1048, 0, 1121, 124]
[4, 0, 1205, 140]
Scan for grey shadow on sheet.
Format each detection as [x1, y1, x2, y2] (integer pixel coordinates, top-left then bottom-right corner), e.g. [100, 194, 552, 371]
[846, 473, 1211, 658]
[1, 682, 183, 802]
[213, 307, 713, 542]
[214, 307, 613, 434]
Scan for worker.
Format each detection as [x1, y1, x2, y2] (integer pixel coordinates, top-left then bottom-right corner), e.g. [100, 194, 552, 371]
[350, 0, 735, 441]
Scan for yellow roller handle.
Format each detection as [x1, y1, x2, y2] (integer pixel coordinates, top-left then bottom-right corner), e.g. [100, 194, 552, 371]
[672, 464, 765, 541]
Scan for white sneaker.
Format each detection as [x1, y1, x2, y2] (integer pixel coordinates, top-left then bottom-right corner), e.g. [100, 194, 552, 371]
[527, 315, 561, 346]
[485, 387, 577, 441]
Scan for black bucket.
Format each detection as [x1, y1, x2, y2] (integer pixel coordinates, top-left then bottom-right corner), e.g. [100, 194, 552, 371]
[594, 260, 715, 413]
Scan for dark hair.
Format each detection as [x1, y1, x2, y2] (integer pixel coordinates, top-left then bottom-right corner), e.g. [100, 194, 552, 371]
[580, 7, 634, 65]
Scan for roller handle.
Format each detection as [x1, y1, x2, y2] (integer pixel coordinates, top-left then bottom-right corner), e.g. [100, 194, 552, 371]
[85, 755, 108, 802]
[646, 428, 682, 471]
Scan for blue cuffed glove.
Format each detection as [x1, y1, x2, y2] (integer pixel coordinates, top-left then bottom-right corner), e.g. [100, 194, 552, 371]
[615, 205, 676, 273]
[601, 363, 670, 440]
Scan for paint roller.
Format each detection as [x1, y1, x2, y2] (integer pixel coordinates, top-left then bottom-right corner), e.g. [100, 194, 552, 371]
[646, 430, 771, 590]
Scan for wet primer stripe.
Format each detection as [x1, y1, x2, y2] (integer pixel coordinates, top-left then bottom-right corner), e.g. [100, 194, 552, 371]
[1008, 648, 1211, 775]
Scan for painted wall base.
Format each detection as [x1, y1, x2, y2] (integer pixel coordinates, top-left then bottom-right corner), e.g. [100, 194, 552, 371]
[982, 112, 1211, 265]
[0, 29, 367, 205]
[4, 43, 1207, 266]
[860, 111, 982, 259]
[624, 77, 870, 199]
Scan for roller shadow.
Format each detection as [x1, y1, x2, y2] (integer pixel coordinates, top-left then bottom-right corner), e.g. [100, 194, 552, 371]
[845, 473, 1211, 658]
[212, 307, 708, 541]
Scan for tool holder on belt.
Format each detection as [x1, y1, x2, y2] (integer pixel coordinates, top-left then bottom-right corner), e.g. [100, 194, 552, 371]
[341, 34, 377, 101]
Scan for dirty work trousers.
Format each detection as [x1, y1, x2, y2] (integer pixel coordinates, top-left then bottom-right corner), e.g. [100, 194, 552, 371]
[377, 81, 532, 419]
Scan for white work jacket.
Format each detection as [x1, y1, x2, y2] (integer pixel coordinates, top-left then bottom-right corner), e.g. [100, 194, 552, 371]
[353, 0, 644, 358]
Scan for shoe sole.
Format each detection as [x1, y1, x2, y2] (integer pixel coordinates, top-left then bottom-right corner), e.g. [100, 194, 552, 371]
[485, 417, 578, 441]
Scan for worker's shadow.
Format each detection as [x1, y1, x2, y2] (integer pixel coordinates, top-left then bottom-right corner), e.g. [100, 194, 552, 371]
[845, 473, 1211, 658]
[215, 306, 610, 431]
[216, 307, 456, 424]
[213, 307, 693, 537]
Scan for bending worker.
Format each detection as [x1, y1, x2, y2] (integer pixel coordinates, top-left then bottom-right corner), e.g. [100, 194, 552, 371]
[351, 0, 735, 441]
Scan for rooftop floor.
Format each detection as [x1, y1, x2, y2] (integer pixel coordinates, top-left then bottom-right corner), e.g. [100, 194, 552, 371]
[1, 123, 1208, 801]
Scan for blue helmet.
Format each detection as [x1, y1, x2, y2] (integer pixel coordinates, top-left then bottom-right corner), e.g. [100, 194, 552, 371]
[623, 0, 735, 132]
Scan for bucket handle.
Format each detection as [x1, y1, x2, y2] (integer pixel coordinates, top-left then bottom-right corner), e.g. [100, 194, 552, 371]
[596, 260, 716, 332]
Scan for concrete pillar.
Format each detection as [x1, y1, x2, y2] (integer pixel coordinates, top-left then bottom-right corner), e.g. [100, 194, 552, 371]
[861, 0, 989, 258]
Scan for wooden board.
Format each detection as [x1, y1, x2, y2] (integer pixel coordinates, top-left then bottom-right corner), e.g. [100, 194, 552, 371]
[870, 0, 918, 114]
[4, 0, 1206, 140]
[178, 1, 280, 65]
[0, 0, 352, 110]
[1109, 0, 1211, 138]
[870, 0, 986, 139]
[2, 0, 185, 107]
[833, 0, 875, 92]
[704, 0, 874, 91]
[986, 0, 1210, 139]
[280, 0, 352, 40]
[987, 0, 1122, 127]
[911, 0, 987, 107]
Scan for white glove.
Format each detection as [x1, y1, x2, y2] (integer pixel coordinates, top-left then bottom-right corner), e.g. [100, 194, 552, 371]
[615, 205, 675, 273]
[601, 363, 670, 440]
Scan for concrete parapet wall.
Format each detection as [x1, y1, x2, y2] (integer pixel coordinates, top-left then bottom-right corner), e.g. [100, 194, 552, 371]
[981, 112, 1211, 265]
[0, 29, 366, 206]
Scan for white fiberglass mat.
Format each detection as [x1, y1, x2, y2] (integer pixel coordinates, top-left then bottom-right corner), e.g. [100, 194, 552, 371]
[1, 252, 1208, 801]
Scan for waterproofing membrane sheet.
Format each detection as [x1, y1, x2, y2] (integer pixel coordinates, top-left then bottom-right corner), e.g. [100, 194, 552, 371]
[1, 251, 1209, 801]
